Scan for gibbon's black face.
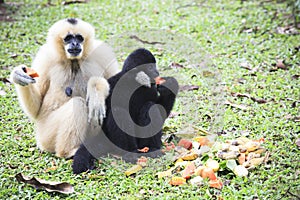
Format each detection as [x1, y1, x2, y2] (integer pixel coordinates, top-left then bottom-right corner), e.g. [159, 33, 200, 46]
[63, 33, 84, 59]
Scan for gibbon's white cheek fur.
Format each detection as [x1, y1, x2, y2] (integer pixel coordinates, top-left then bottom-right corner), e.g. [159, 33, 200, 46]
[10, 18, 119, 158]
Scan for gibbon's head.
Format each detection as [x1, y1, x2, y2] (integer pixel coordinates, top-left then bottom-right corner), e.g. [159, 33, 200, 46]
[47, 18, 95, 60]
[123, 48, 160, 87]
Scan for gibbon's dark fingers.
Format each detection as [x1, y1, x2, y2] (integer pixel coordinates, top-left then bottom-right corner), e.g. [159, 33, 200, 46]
[11, 65, 36, 86]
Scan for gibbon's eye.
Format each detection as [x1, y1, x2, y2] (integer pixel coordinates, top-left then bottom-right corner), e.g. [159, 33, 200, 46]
[64, 34, 74, 43]
[75, 34, 84, 43]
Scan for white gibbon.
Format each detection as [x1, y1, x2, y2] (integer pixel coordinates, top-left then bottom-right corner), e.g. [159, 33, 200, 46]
[10, 18, 119, 158]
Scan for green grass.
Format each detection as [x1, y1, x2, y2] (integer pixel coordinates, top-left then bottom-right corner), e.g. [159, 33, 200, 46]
[0, 0, 299, 199]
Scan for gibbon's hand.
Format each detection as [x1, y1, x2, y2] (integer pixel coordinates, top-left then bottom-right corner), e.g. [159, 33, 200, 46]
[157, 77, 179, 95]
[11, 65, 36, 86]
[86, 90, 106, 125]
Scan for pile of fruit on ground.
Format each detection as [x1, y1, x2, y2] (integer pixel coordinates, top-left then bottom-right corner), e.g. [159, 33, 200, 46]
[125, 136, 268, 189]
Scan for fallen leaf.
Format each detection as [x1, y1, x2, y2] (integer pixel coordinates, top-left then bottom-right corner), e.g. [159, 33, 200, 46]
[179, 85, 199, 91]
[270, 59, 289, 71]
[15, 173, 74, 194]
[240, 62, 252, 70]
[276, 59, 287, 70]
[169, 62, 184, 69]
[276, 26, 299, 35]
[231, 92, 267, 104]
[225, 100, 249, 110]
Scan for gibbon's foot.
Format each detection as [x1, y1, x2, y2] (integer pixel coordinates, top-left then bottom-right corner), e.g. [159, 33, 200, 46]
[72, 145, 96, 174]
[11, 65, 36, 86]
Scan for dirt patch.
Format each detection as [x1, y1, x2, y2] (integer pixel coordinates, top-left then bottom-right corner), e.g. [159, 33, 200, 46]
[0, 2, 20, 22]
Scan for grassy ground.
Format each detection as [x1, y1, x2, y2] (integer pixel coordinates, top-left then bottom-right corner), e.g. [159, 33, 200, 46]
[0, 0, 299, 199]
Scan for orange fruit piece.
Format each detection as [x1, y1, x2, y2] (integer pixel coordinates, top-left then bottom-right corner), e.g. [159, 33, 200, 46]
[154, 77, 165, 85]
[26, 67, 39, 78]
[201, 167, 217, 180]
[169, 177, 186, 186]
[137, 147, 149, 153]
[209, 178, 223, 189]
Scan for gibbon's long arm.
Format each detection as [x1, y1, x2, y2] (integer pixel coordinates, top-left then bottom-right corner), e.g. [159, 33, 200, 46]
[11, 65, 43, 120]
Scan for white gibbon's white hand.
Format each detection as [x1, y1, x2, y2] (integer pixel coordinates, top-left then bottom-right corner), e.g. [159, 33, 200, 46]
[86, 89, 106, 125]
[11, 65, 36, 86]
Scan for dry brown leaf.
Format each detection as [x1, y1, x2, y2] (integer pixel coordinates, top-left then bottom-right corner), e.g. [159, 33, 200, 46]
[225, 100, 249, 110]
[169, 62, 184, 69]
[179, 85, 199, 91]
[15, 173, 74, 194]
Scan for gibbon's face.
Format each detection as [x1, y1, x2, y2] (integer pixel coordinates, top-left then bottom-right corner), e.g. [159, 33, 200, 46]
[63, 33, 84, 59]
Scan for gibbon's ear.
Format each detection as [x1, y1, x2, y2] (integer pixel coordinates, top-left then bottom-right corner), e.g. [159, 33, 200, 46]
[135, 71, 151, 88]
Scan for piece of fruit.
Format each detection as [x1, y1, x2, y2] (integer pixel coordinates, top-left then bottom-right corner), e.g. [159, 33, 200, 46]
[25, 67, 39, 78]
[137, 147, 149, 153]
[206, 159, 220, 172]
[156, 168, 173, 179]
[169, 176, 186, 186]
[233, 165, 248, 177]
[136, 156, 148, 167]
[181, 162, 196, 179]
[124, 164, 142, 176]
[190, 176, 204, 185]
[194, 166, 205, 176]
[181, 151, 198, 161]
[201, 167, 217, 180]
[193, 136, 210, 146]
[238, 153, 246, 165]
[177, 139, 193, 150]
[154, 77, 165, 85]
[209, 178, 223, 189]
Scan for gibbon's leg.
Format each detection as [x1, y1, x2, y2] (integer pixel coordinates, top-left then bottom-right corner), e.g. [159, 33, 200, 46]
[36, 97, 88, 158]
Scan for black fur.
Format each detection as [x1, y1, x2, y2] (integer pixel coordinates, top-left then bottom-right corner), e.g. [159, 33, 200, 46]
[72, 48, 179, 174]
[67, 18, 78, 25]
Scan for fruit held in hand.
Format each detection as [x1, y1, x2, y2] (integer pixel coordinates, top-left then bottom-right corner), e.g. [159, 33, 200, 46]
[24, 67, 39, 78]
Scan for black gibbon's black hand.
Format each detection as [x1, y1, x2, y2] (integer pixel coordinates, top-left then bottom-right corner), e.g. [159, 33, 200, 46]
[157, 77, 179, 95]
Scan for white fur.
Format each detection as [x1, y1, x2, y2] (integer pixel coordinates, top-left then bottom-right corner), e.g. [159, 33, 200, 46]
[135, 71, 151, 88]
[11, 18, 119, 158]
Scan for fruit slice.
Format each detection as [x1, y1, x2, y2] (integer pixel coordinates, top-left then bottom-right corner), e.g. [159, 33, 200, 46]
[25, 67, 39, 78]
[154, 77, 165, 85]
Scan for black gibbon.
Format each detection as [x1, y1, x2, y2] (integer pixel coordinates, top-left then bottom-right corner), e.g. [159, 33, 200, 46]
[10, 18, 119, 158]
[72, 48, 179, 174]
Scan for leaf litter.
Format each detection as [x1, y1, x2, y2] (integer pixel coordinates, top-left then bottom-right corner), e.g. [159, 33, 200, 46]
[15, 173, 75, 194]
